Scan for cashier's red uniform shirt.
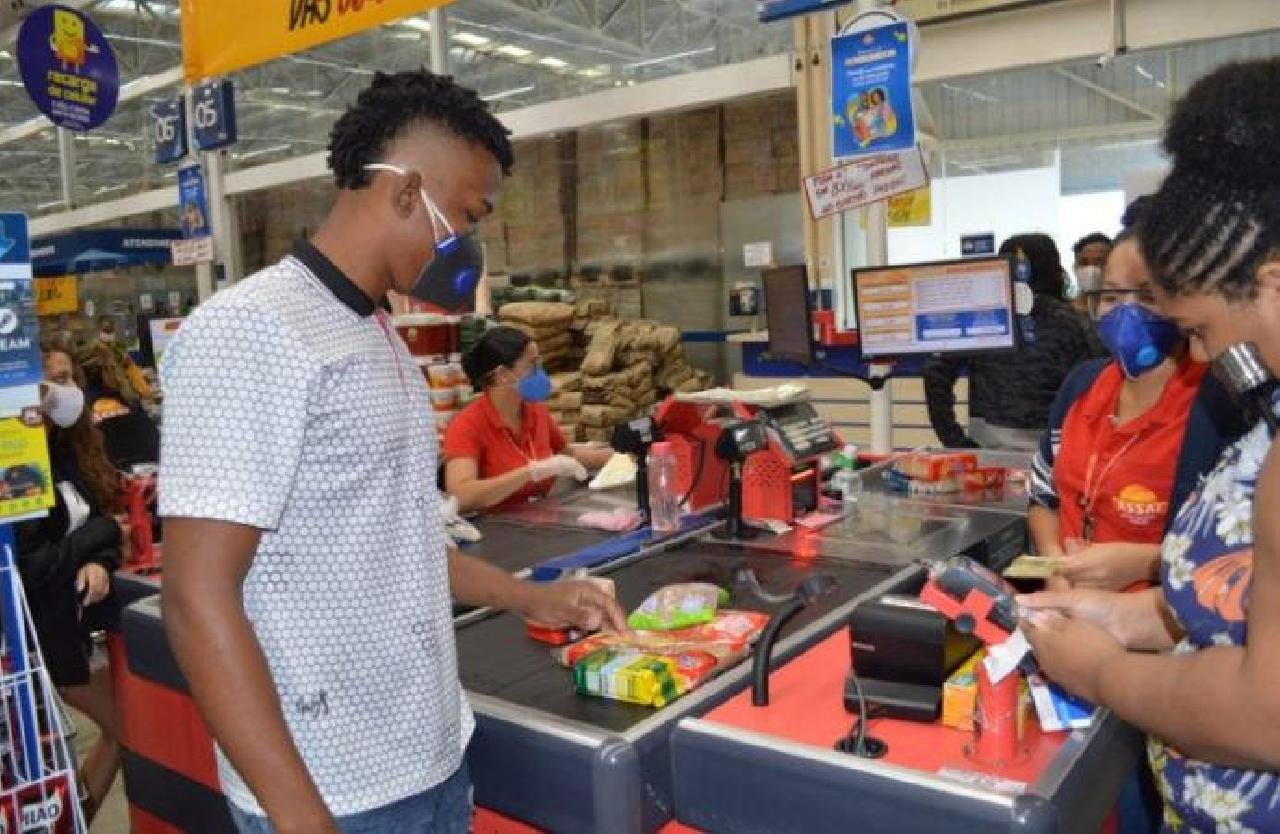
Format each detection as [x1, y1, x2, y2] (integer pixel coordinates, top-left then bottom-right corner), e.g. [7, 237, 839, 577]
[443, 393, 567, 509]
[1053, 355, 1206, 549]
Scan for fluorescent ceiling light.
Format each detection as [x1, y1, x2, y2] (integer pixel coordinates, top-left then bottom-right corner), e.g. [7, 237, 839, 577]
[453, 32, 490, 47]
[303, 90, 326, 98]
[270, 87, 291, 95]
[399, 18, 432, 32]
[496, 44, 531, 58]
[578, 67, 608, 78]
[37, 200, 65, 210]
[0, 51, 11, 60]
[538, 57, 570, 69]
[624, 46, 714, 69]
[482, 85, 534, 102]
[95, 183, 129, 195]
[390, 31, 420, 40]
[0, 79, 22, 88]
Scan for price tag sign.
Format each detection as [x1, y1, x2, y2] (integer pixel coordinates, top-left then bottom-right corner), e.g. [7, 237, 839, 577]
[171, 237, 214, 267]
[151, 96, 188, 164]
[192, 79, 237, 151]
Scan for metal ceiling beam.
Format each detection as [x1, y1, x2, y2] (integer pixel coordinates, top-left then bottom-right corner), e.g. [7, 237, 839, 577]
[0, 65, 182, 148]
[476, 0, 647, 57]
[1052, 66, 1162, 121]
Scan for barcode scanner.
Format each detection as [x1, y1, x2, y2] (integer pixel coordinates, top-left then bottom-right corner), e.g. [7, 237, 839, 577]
[1213, 342, 1279, 437]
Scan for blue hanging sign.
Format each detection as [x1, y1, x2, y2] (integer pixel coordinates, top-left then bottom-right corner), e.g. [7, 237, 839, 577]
[16, 5, 119, 132]
[831, 21, 916, 159]
[178, 164, 211, 239]
[0, 214, 44, 397]
[152, 97, 188, 165]
[192, 79, 238, 151]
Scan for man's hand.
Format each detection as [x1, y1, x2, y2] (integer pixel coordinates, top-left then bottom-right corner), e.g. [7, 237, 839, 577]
[1056, 541, 1157, 591]
[1021, 609, 1125, 702]
[516, 580, 629, 633]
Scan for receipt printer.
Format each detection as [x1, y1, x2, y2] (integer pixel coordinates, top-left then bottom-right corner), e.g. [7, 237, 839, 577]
[847, 594, 980, 722]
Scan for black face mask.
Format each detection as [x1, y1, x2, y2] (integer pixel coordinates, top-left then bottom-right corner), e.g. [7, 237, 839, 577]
[365, 163, 485, 313]
[412, 229, 484, 313]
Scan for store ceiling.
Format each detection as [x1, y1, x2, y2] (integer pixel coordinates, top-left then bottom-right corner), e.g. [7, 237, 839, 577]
[0, 2, 1277, 216]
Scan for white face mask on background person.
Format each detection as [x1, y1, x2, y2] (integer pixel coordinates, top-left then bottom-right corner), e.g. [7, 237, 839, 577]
[1074, 265, 1103, 299]
[42, 382, 85, 429]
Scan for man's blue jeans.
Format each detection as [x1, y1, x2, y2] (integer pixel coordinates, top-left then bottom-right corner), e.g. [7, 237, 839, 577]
[229, 763, 472, 834]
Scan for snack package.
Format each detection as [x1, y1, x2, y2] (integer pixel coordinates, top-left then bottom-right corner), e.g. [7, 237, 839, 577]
[555, 610, 769, 667]
[628, 583, 728, 631]
[573, 647, 724, 707]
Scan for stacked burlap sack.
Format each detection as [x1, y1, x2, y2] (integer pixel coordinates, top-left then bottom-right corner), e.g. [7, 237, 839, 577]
[576, 318, 712, 443]
[498, 301, 581, 373]
[547, 372, 583, 443]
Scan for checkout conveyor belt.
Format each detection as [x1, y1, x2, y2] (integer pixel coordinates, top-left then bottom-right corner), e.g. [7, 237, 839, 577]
[460, 540, 926, 834]
[463, 517, 616, 574]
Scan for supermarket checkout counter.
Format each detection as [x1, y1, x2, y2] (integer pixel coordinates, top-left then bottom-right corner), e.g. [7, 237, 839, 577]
[108, 491, 721, 834]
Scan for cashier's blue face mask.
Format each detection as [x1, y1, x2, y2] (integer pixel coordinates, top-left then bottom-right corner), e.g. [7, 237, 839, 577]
[517, 365, 553, 403]
[1098, 302, 1181, 379]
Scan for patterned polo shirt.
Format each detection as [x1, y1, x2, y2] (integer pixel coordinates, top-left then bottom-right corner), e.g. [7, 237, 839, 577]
[159, 241, 471, 817]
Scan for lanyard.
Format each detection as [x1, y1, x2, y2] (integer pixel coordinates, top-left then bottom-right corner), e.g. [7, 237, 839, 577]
[373, 310, 409, 397]
[1077, 429, 1143, 542]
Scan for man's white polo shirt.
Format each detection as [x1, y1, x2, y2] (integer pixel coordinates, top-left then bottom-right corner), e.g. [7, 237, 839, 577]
[159, 241, 471, 817]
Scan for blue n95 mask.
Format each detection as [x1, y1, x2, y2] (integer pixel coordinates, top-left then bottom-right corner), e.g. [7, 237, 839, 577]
[365, 163, 484, 313]
[1098, 302, 1181, 379]
[517, 365, 553, 403]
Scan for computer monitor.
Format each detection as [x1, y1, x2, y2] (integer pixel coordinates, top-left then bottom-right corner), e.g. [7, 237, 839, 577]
[762, 265, 816, 365]
[852, 256, 1017, 360]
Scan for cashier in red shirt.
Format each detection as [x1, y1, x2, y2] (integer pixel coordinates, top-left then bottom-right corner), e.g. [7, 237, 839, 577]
[445, 326, 611, 511]
[1027, 231, 1244, 591]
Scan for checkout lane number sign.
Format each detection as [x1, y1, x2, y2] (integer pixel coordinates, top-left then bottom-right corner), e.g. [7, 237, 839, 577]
[16, 5, 119, 132]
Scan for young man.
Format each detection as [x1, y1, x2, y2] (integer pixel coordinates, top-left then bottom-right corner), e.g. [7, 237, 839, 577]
[158, 71, 626, 834]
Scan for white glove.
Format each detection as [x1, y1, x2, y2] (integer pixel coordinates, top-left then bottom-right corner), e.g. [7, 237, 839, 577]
[529, 454, 589, 482]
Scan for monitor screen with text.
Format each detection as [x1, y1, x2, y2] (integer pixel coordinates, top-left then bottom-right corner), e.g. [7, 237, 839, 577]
[853, 256, 1017, 359]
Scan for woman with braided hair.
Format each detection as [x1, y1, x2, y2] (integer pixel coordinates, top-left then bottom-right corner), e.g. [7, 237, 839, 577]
[1021, 58, 1280, 832]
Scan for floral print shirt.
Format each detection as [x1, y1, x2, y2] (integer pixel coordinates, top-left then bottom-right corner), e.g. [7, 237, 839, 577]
[1150, 404, 1279, 833]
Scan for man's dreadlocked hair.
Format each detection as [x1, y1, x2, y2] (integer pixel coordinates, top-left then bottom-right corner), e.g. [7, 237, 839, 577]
[1141, 58, 1280, 300]
[327, 70, 514, 190]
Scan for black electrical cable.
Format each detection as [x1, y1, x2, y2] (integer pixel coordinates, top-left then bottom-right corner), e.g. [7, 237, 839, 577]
[677, 437, 708, 510]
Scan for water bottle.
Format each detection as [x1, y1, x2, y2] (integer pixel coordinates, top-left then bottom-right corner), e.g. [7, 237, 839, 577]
[647, 441, 681, 533]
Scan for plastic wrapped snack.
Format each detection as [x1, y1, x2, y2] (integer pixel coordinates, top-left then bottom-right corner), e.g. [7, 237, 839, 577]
[555, 610, 770, 667]
[627, 583, 729, 631]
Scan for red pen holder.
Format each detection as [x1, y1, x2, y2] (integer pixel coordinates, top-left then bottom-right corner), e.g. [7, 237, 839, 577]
[967, 662, 1025, 766]
[122, 471, 158, 570]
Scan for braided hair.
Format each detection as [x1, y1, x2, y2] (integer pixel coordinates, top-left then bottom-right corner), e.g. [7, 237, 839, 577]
[328, 70, 514, 190]
[1141, 59, 1280, 300]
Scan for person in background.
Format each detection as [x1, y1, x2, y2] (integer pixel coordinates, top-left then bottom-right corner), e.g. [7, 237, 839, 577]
[1028, 223, 1245, 591]
[1071, 232, 1113, 305]
[1071, 232, 1113, 356]
[924, 233, 1095, 451]
[78, 341, 160, 469]
[160, 70, 625, 834]
[1021, 58, 1280, 833]
[445, 326, 611, 512]
[16, 348, 123, 823]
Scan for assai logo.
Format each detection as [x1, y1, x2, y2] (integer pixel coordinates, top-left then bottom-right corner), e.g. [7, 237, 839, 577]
[20, 793, 62, 833]
[1113, 484, 1167, 526]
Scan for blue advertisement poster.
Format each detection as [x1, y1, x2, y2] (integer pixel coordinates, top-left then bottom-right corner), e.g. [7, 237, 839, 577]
[831, 21, 915, 159]
[16, 5, 119, 132]
[0, 214, 44, 396]
[178, 164, 211, 239]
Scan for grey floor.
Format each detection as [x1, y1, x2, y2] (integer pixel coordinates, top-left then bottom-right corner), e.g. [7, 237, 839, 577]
[70, 706, 130, 833]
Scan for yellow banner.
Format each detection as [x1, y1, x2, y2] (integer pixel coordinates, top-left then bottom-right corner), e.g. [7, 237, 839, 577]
[887, 186, 932, 228]
[0, 419, 56, 522]
[180, 0, 451, 82]
[34, 276, 78, 316]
